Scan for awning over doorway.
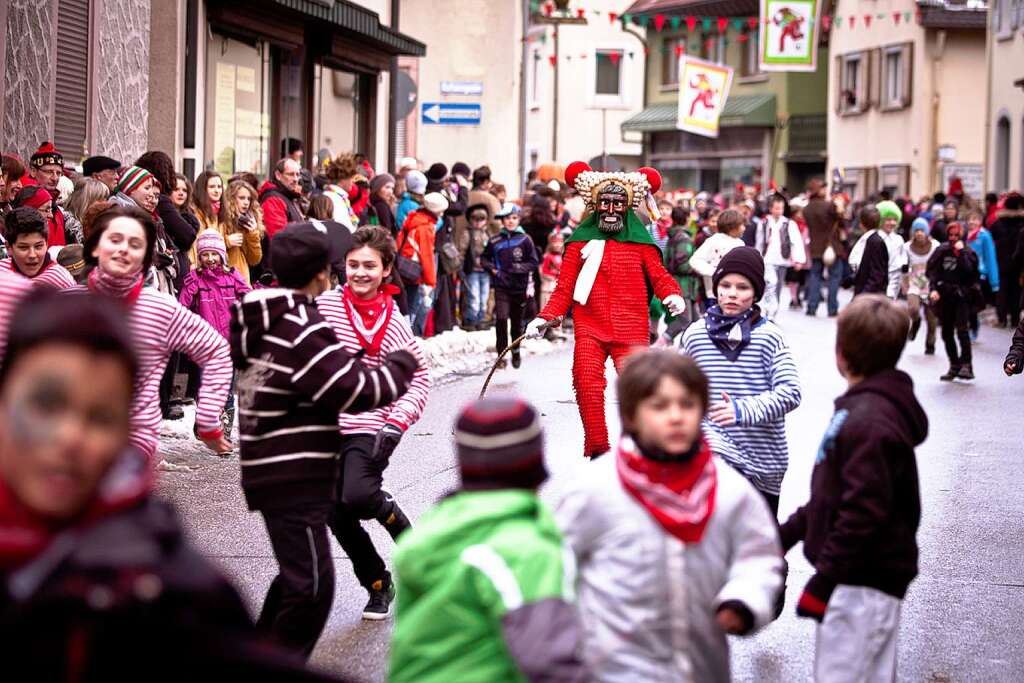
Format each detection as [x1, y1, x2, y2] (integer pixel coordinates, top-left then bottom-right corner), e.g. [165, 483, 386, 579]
[621, 95, 776, 133]
[271, 0, 426, 56]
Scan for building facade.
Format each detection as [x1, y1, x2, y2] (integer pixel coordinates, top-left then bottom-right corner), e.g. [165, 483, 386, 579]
[621, 0, 829, 195]
[828, 0, 986, 200]
[987, 0, 1024, 192]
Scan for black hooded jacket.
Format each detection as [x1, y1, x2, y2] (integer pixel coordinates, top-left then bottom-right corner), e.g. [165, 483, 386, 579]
[780, 369, 928, 599]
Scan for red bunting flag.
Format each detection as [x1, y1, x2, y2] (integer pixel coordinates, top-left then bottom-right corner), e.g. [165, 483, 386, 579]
[717, 16, 728, 33]
[686, 15, 697, 32]
[608, 11, 618, 23]
[849, 16, 855, 28]
[915, 8, 922, 23]
[609, 52, 621, 65]
[644, 46, 651, 55]
[543, 2, 553, 17]
[674, 44, 685, 56]
[747, 16, 758, 29]
[655, 13, 666, 31]
[893, 11, 901, 24]
[738, 33, 749, 42]
[822, 15, 832, 30]
[864, 14, 872, 27]
[576, 8, 585, 18]
[548, 55, 556, 66]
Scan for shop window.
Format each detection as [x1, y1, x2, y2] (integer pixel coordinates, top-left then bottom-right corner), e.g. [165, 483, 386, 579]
[837, 51, 868, 115]
[661, 38, 685, 87]
[741, 30, 762, 79]
[595, 49, 623, 96]
[881, 43, 912, 111]
[314, 64, 372, 163]
[995, 116, 1011, 191]
[879, 165, 910, 197]
[205, 33, 271, 178]
[278, 49, 307, 162]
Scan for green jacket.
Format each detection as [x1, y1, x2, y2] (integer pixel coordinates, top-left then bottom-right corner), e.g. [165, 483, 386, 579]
[388, 489, 584, 683]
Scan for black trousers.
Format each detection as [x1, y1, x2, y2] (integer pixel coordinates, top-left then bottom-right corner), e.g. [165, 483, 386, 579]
[939, 299, 972, 366]
[330, 435, 388, 590]
[997, 267, 1021, 326]
[494, 288, 527, 355]
[258, 504, 335, 659]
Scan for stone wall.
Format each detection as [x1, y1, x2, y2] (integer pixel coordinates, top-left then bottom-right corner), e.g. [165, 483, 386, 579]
[1, 1, 57, 161]
[93, 0, 151, 161]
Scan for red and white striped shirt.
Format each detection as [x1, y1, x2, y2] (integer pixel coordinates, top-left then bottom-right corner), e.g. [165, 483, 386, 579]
[0, 269, 32, 364]
[72, 285, 232, 458]
[317, 288, 430, 434]
[0, 258, 76, 289]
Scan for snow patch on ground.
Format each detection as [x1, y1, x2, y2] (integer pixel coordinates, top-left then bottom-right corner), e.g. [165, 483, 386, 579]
[419, 327, 567, 383]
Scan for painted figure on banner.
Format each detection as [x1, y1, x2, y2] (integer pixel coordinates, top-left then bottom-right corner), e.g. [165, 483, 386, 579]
[759, 0, 820, 72]
[676, 57, 734, 139]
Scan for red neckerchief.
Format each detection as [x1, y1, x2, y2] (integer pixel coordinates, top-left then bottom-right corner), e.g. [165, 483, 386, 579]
[615, 436, 717, 544]
[341, 284, 399, 355]
[967, 225, 983, 243]
[0, 448, 151, 570]
[87, 268, 145, 305]
[656, 216, 672, 239]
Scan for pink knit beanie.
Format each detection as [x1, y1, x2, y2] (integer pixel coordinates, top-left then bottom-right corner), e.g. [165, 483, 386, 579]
[196, 229, 228, 266]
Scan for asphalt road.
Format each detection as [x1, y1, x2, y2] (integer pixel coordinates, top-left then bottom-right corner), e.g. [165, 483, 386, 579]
[157, 299, 1024, 682]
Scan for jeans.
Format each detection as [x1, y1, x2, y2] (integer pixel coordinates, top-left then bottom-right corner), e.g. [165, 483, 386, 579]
[939, 299, 972, 366]
[464, 271, 490, 324]
[996, 267, 1021, 326]
[806, 257, 842, 315]
[404, 283, 432, 335]
[494, 288, 527, 355]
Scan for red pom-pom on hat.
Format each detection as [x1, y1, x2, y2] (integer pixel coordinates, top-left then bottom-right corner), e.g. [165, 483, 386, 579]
[565, 161, 592, 187]
[638, 167, 661, 193]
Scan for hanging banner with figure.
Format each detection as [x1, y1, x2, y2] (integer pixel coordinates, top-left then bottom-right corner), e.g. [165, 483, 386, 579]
[676, 56, 734, 138]
[759, 0, 820, 72]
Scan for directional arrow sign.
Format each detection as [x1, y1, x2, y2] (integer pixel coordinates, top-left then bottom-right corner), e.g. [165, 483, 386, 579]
[421, 102, 482, 125]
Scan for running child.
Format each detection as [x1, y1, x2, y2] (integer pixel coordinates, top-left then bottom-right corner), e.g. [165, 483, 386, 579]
[927, 221, 980, 381]
[482, 203, 539, 369]
[902, 218, 939, 355]
[317, 226, 431, 620]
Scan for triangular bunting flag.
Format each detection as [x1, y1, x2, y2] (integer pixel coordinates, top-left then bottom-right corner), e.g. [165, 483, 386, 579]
[655, 13, 666, 31]
[717, 16, 728, 33]
[608, 11, 618, 23]
[738, 33, 749, 42]
[732, 18, 745, 32]
[822, 15, 832, 30]
[674, 44, 685, 56]
[670, 16, 682, 29]
[702, 17, 712, 32]
[686, 16, 697, 32]
[748, 16, 758, 29]
[864, 15, 872, 27]
[849, 16, 855, 28]
[609, 52, 621, 65]
[548, 55, 556, 66]
[893, 11, 901, 24]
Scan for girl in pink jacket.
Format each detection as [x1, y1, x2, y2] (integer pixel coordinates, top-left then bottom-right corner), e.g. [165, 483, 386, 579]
[178, 230, 251, 450]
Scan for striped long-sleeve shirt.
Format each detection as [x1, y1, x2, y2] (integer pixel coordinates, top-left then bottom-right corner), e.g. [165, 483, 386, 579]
[72, 285, 232, 458]
[231, 289, 419, 511]
[0, 269, 31, 364]
[681, 317, 802, 495]
[317, 288, 430, 434]
[0, 258, 76, 289]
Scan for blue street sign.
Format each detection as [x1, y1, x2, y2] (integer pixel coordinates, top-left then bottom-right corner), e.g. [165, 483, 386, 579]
[421, 102, 482, 126]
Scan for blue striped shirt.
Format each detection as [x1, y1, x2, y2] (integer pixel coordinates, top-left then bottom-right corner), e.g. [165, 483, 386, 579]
[681, 316, 802, 495]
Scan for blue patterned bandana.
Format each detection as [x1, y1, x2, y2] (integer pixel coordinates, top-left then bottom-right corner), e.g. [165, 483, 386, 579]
[704, 303, 759, 361]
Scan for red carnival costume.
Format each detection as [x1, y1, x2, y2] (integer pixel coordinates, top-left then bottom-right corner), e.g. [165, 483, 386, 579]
[528, 163, 684, 456]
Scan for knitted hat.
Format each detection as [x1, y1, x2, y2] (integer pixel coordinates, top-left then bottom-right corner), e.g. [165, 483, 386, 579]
[370, 172, 395, 196]
[455, 397, 547, 491]
[713, 246, 766, 302]
[82, 156, 121, 177]
[423, 192, 449, 215]
[195, 229, 228, 265]
[114, 166, 156, 195]
[911, 217, 930, 235]
[452, 162, 471, 178]
[426, 162, 448, 182]
[495, 202, 520, 218]
[30, 142, 63, 169]
[405, 170, 427, 195]
[877, 200, 902, 224]
[270, 222, 330, 288]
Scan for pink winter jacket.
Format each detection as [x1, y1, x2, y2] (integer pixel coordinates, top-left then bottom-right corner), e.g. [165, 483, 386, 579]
[178, 267, 251, 339]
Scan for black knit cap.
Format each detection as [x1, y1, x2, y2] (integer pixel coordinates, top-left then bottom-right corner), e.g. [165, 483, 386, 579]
[713, 246, 766, 302]
[426, 162, 448, 181]
[456, 397, 547, 491]
[452, 162, 471, 178]
[82, 155, 121, 176]
[270, 222, 330, 288]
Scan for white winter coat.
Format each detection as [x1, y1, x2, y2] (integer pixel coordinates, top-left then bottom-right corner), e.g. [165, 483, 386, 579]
[555, 453, 784, 683]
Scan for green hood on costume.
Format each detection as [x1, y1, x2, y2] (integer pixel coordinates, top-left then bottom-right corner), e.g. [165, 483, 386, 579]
[567, 211, 658, 249]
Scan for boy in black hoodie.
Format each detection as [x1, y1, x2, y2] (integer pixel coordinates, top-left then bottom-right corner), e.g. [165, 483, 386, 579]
[231, 223, 418, 659]
[780, 294, 927, 682]
[926, 220, 980, 381]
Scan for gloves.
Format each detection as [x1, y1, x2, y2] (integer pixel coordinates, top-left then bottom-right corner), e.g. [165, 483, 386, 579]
[662, 294, 686, 317]
[525, 318, 548, 339]
[373, 423, 404, 464]
[795, 573, 836, 622]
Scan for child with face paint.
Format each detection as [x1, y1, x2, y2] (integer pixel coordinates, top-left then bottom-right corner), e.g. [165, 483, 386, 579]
[556, 350, 782, 682]
[78, 205, 233, 458]
[316, 226, 431, 620]
[927, 221, 980, 381]
[178, 230, 251, 452]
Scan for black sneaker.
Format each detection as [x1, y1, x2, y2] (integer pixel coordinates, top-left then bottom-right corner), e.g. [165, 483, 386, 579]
[940, 366, 960, 381]
[362, 578, 395, 621]
[957, 364, 975, 380]
[511, 350, 522, 369]
[378, 494, 412, 541]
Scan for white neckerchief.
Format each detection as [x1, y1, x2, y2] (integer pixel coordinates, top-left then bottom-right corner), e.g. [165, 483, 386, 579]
[573, 240, 606, 305]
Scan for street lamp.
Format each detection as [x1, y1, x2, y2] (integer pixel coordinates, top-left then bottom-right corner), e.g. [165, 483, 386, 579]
[532, 1, 586, 162]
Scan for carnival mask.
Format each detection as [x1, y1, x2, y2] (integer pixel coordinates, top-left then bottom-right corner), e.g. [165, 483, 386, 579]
[597, 184, 629, 234]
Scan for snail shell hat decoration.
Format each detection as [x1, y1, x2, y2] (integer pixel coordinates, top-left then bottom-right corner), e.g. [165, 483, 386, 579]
[565, 161, 663, 212]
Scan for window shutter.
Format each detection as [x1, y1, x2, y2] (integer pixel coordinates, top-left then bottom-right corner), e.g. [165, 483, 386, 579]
[55, 0, 91, 166]
[834, 55, 843, 114]
[867, 48, 881, 110]
[901, 43, 913, 108]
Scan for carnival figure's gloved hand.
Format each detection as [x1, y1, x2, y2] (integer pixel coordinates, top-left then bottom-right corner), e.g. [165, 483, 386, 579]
[662, 294, 687, 317]
[373, 423, 404, 464]
[525, 318, 548, 339]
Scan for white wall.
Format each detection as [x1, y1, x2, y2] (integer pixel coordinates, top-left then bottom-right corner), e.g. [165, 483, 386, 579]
[987, 7, 1024, 191]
